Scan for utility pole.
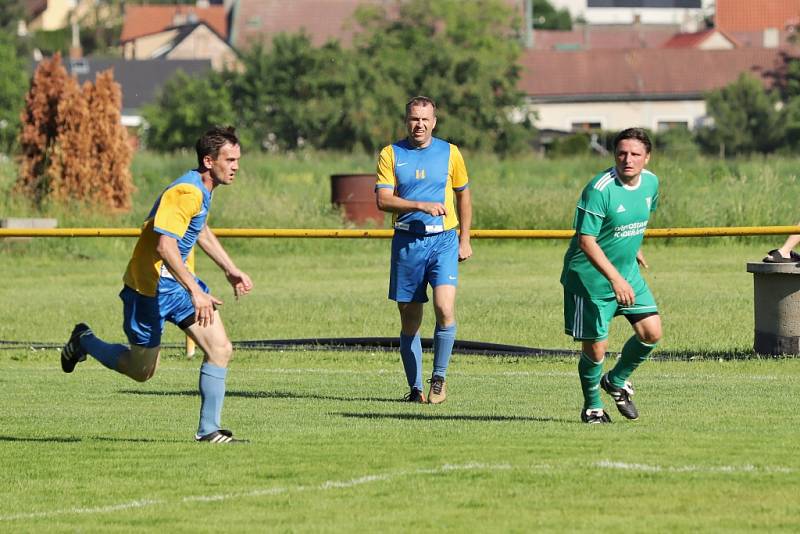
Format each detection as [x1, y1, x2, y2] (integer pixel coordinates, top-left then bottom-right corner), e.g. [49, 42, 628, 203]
[525, 0, 534, 48]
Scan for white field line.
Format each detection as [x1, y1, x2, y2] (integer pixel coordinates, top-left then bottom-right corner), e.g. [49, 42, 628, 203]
[596, 460, 795, 474]
[0, 463, 512, 522]
[3, 459, 795, 523]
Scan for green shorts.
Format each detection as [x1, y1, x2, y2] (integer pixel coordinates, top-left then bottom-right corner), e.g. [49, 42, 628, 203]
[563, 286, 658, 341]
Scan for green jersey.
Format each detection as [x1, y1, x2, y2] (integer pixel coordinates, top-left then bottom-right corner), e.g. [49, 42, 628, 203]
[560, 167, 659, 298]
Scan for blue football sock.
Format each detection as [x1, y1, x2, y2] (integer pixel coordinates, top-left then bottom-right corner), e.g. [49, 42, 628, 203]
[80, 333, 126, 371]
[399, 333, 423, 390]
[197, 362, 228, 437]
[432, 323, 456, 378]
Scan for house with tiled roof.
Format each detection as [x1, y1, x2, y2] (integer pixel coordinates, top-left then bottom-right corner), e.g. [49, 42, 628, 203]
[120, 4, 229, 42]
[714, 0, 800, 49]
[228, 0, 524, 49]
[120, 3, 236, 70]
[122, 22, 237, 71]
[715, 0, 800, 32]
[662, 28, 737, 49]
[228, 0, 385, 49]
[519, 47, 786, 132]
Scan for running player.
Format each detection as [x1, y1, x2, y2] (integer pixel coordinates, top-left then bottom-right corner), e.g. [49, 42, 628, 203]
[375, 96, 473, 404]
[561, 127, 662, 424]
[60, 126, 253, 443]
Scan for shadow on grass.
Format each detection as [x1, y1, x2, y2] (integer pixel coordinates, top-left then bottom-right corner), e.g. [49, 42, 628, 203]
[119, 389, 400, 403]
[336, 412, 572, 424]
[90, 436, 186, 444]
[0, 435, 81, 443]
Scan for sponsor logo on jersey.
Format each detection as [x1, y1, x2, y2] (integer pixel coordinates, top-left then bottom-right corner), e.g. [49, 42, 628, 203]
[616, 204, 626, 213]
[613, 220, 648, 238]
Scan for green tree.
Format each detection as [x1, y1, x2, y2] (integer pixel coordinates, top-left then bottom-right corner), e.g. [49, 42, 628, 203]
[142, 70, 235, 152]
[0, 32, 28, 154]
[352, 0, 534, 153]
[696, 73, 783, 156]
[230, 36, 361, 151]
[533, 0, 572, 30]
[0, 0, 24, 32]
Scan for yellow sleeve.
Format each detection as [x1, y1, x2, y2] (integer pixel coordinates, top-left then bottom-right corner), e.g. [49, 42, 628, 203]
[153, 184, 203, 239]
[375, 145, 396, 190]
[449, 144, 469, 190]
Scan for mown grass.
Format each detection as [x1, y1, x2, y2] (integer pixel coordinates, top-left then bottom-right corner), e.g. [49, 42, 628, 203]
[1, 152, 798, 531]
[0, 239, 767, 352]
[1, 352, 798, 531]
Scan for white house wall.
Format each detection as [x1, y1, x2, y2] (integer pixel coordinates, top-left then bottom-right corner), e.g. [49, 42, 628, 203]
[530, 98, 706, 131]
[545, 0, 714, 28]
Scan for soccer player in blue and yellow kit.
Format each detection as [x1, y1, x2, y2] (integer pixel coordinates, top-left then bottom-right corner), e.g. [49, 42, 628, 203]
[375, 96, 473, 404]
[61, 126, 253, 443]
[561, 128, 662, 424]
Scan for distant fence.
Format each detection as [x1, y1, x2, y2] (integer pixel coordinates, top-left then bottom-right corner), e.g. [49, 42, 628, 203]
[0, 226, 798, 239]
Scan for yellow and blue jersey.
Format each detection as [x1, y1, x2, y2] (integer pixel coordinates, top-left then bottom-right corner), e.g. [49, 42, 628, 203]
[123, 170, 211, 297]
[375, 137, 469, 235]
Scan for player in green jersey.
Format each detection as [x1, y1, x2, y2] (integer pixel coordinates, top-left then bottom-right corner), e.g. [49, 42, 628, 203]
[560, 128, 662, 424]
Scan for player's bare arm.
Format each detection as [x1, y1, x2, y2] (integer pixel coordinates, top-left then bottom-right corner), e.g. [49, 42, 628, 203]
[636, 249, 649, 269]
[376, 188, 446, 216]
[455, 188, 472, 262]
[156, 234, 221, 327]
[197, 225, 253, 298]
[578, 234, 635, 306]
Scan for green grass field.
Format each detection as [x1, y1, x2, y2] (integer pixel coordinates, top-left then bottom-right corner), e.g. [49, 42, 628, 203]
[1, 152, 799, 530]
[2, 240, 799, 531]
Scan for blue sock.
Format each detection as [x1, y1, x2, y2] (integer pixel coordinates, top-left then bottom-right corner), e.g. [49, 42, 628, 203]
[432, 323, 456, 378]
[80, 333, 126, 371]
[198, 362, 228, 437]
[399, 333, 423, 390]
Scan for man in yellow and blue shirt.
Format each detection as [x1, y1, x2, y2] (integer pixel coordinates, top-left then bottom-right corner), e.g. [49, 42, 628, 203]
[375, 96, 473, 404]
[61, 126, 253, 443]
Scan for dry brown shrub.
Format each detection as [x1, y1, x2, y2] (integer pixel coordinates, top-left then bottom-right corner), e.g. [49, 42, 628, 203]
[17, 53, 133, 211]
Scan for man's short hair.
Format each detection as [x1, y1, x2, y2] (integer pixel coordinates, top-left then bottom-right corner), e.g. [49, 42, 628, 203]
[405, 96, 436, 118]
[613, 128, 652, 154]
[196, 126, 239, 168]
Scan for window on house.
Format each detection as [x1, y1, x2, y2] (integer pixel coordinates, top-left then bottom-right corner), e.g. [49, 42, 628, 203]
[588, 1, 701, 7]
[656, 120, 689, 131]
[571, 121, 602, 131]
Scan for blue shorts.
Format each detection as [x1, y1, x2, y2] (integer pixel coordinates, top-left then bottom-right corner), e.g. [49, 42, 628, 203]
[119, 280, 209, 348]
[389, 229, 459, 303]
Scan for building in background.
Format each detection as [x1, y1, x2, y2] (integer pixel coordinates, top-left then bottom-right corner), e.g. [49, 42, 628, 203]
[544, 0, 713, 29]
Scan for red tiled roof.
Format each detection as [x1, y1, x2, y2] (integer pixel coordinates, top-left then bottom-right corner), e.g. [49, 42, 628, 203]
[663, 29, 713, 48]
[519, 48, 786, 99]
[533, 26, 678, 50]
[120, 5, 228, 42]
[231, 0, 393, 49]
[230, 0, 524, 49]
[716, 0, 800, 32]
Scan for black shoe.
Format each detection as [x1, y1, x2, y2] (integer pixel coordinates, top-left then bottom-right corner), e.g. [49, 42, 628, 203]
[403, 387, 427, 403]
[61, 323, 91, 373]
[581, 408, 611, 424]
[600, 374, 639, 420]
[194, 429, 246, 443]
